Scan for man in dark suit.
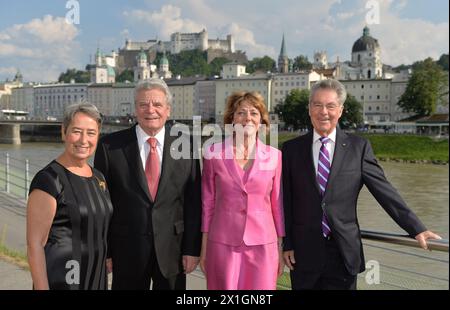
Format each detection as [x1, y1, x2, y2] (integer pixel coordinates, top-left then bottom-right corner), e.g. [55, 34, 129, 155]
[94, 78, 201, 289]
[282, 79, 441, 290]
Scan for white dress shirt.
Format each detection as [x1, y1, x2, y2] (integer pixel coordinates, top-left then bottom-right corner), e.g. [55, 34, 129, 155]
[312, 128, 337, 175]
[136, 125, 165, 172]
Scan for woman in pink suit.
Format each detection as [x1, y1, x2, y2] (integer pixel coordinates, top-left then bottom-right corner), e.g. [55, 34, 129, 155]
[200, 91, 285, 290]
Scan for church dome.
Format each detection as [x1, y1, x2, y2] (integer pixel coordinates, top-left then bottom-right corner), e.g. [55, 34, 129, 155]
[352, 26, 380, 53]
[160, 54, 169, 65]
[138, 48, 147, 62]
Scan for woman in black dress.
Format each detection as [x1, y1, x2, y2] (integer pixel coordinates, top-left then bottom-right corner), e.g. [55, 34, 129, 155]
[27, 103, 113, 290]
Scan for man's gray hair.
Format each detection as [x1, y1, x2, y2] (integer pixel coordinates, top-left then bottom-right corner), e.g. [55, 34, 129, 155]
[134, 78, 172, 105]
[63, 102, 102, 133]
[310, 79, 347, 106]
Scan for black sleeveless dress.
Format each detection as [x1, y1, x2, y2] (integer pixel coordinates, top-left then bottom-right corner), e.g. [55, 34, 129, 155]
[29, 160, 113, 290]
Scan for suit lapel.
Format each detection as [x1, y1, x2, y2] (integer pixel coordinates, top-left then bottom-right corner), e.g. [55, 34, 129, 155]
[305, 131, 322, 195]
[222, 137, 245, 189]
[122, 126, 152, 202]
[156, 126, 176, 201]
[246, 139, 265, 183]
[325, 128, 350, 196]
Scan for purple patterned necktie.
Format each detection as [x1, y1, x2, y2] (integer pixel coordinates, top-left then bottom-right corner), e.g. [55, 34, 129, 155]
[317, 137, 331, 238]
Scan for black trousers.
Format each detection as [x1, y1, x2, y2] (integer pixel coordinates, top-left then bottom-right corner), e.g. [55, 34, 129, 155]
[143, 234, 186, 290]
[290, 236, 357, 290]
[111, 236, 186, 290]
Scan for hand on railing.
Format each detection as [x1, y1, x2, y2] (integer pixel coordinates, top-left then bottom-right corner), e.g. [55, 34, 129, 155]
[415, 230, 442, 251]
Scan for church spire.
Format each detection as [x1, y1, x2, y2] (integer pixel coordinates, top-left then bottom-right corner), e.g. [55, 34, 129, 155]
[279, 34, 287, 58]
[278, 34, 289, 73]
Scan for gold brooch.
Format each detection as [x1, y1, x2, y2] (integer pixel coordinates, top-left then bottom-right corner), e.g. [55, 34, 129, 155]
[95, 176, 106, 191]
[99, 181, 106, 191]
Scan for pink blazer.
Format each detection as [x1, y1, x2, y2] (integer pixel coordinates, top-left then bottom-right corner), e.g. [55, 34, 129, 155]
[202, 138, 285, 246]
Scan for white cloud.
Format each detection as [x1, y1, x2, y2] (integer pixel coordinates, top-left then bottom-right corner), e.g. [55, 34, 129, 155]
[8, 15, 78, 44]
[288, 0, 449, 66]
[224, 23, 276, 57]
[184, 0, 228, 26]
[0, 15, 81, 82]
[378, 20, 449, 66]
[337, 11, 356, 20]
[367, 0, 449, 65]
[0, 66, 17, 76]
[124, 2, 276, 58]
[124, 5, 205, 39]
[391, 0, 409, 11]
[120, 29, 130, 39]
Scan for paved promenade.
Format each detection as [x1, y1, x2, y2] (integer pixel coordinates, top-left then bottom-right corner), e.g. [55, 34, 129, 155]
[0, 256, 206, 290]
[0, 190, 206, 290]
[0, 258, 31, 290]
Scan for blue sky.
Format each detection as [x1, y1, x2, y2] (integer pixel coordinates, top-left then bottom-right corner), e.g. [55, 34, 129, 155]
[0, 0, 448, 82]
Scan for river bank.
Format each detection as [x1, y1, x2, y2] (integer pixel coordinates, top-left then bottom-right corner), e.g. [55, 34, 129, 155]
[278, 133, 449, 164]
[1, 132, 448, 165]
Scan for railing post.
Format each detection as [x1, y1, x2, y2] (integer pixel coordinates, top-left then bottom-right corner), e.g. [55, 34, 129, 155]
[25, 159, 29, 199]
[5, 153, 10, 193]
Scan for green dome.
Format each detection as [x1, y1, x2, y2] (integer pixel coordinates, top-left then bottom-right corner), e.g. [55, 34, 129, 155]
[352, 26, 379, 53]
[160, 55, 169, 65]
[138, 48, 147, 61]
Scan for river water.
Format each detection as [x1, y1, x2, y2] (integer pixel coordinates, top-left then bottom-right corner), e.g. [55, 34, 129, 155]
[0, 142, 448, 289]
[1, 142, 447, 238]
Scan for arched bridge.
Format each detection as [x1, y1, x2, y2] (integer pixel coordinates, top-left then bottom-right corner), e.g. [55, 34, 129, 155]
[0, 120, 129, 144]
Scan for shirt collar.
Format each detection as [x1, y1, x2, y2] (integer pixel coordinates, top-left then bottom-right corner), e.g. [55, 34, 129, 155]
[313, 128, 337, 144]
[136, 124, 165, 148]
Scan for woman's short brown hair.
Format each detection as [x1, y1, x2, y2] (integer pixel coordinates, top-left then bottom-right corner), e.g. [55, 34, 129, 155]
[223, 91, 270, 131]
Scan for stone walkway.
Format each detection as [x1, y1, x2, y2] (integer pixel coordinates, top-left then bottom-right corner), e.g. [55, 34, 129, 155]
[0, 258, 31, 290]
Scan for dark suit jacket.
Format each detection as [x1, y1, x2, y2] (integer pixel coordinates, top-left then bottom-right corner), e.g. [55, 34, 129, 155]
[94, 124, 201, 284]
[282, 128, 427, 275]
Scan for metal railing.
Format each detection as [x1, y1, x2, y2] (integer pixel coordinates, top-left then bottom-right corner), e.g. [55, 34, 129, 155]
[0, 154, 448, 290]
[0, 153, 43, 199]
[276, 231, 448, 290]
[358, 230, 448, 290]
[361, 230, 448, 252]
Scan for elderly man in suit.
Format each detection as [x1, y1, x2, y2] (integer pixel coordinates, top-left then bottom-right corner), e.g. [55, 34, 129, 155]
[94, 78, 201, 290]
[282, 79, 441, 290]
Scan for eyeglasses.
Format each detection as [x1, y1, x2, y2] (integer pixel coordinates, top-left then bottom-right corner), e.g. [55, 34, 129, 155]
[310, 103, 341, 111]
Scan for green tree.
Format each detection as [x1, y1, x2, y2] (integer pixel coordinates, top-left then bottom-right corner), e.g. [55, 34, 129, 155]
[116, 69, 134, 82]
[167, 50, 209, 77]
[58, 68, 90, 83]
[209, 57, 229, 76]
[275, 89, 363, 130]
[247, 56, 276, 73]
[292, 55, 312, 71]
[398, 57, 448, 116]
[392, 64, 411, 72]
[340, 94, 363, 129]
[437, 53, 449, 71]
[274, 89, 311, 130]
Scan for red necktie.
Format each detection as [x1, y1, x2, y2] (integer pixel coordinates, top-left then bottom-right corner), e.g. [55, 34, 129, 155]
[145, 137, 160, 200]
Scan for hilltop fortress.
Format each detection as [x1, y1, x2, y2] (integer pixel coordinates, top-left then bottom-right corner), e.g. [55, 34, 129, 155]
[117, 29, 247, 72]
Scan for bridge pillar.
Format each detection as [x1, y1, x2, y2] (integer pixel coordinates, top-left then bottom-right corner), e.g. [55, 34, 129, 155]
[0, 124, 21, 144]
